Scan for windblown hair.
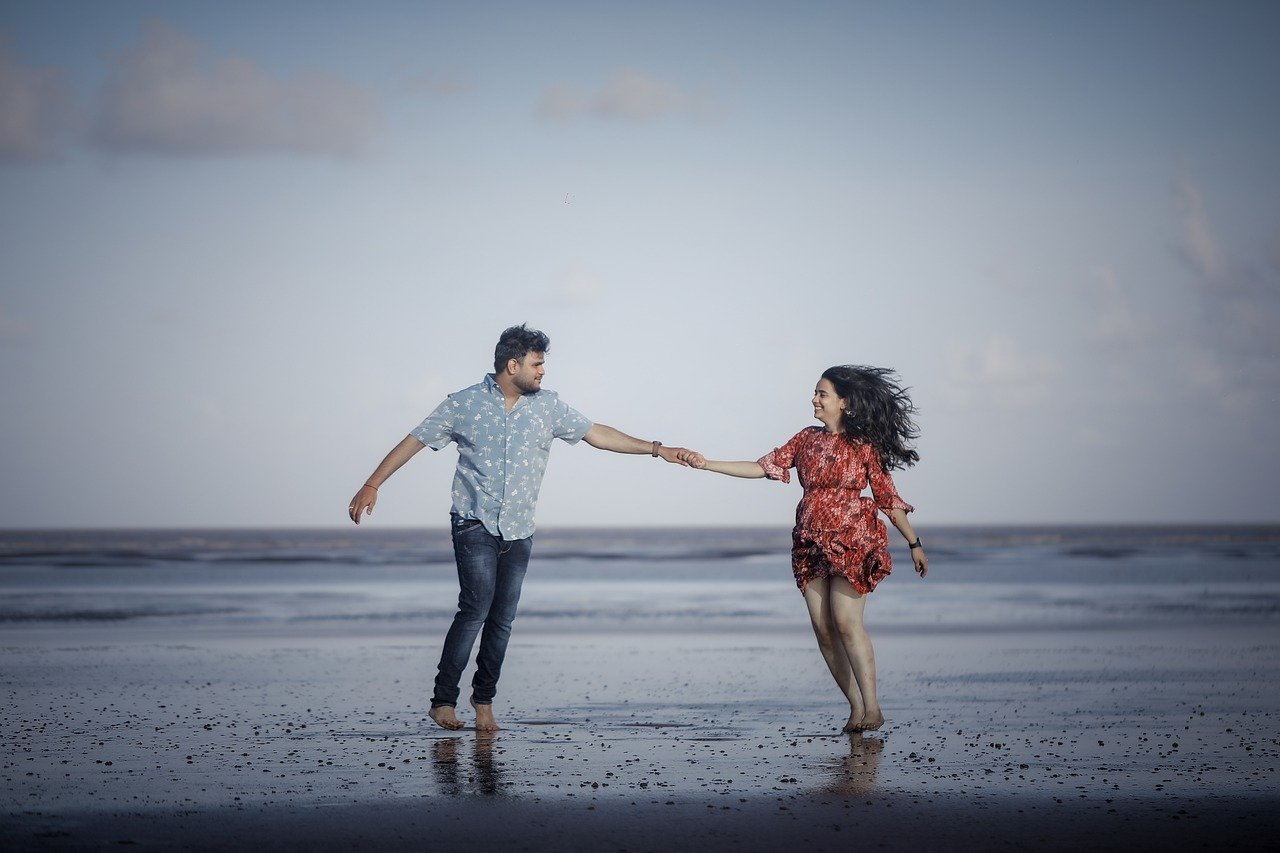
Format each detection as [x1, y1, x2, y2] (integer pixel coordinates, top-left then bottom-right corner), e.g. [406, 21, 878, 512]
[493, 324, 551, 373]
[822, 365, 920, 470]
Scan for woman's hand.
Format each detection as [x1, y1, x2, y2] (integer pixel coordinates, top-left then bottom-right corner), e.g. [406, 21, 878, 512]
[912, 547, 928, 578]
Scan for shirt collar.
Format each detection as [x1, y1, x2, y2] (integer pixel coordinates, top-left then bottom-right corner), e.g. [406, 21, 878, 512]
[483, 372, 540, 407]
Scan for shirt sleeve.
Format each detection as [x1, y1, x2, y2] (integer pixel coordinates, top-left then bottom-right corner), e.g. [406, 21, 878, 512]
[756, 429, 809, 484]
[409, 397, 458, 451]
[551, 398, 593, 445]
[867, 446, 914, 515]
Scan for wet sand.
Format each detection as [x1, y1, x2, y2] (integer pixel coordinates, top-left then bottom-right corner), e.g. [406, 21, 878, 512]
[4, 623, 1278, 850]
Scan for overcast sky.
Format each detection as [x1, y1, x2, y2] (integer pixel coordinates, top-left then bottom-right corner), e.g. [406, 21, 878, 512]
[2, 1, 1277, 529]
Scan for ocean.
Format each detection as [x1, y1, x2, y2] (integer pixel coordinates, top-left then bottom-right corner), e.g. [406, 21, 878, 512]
[2, 525, 1278, 637]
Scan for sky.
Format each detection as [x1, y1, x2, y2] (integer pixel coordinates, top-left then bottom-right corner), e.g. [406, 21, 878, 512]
[1, 0, 1278, 529]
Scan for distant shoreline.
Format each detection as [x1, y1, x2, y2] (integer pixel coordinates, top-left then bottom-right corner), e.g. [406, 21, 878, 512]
[2, 521, 1279, 533]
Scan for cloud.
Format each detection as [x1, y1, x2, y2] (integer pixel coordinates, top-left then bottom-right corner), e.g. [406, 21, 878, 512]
[398, 70, 474, 97]
[0, 36, 76, 161]
[1084, 265, 1144, 346]
[944, 335, 1057, 408]
[1171, 166, 1280, 409]
[1174, 165, 1224, 283]
[962, 336, 1056, 384]
[535, 69, 715, 123]
[1071, 172, 1279, 419]
[89, 21, 380, 158]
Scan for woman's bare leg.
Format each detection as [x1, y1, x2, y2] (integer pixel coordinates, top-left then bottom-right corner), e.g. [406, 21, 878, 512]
[828, 576, 883, 730]
[802, 578, 864, 729]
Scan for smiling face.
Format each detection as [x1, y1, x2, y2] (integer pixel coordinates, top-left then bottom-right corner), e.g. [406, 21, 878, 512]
[510, 351, 546, 394]
[812, 377, 848, 433]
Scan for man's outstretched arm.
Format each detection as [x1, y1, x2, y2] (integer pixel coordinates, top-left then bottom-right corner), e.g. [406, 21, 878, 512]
[348, 435, 425, 524]
[582, 424, 702, 466]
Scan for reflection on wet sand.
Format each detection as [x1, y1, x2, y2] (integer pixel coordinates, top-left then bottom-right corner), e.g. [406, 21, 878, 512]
[432, 732, 504, 796]
[822, 733, 884, 796]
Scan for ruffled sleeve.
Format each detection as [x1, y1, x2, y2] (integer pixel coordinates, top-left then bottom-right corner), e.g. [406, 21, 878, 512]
[756, 429, 810, 484]
[867, 446, 914, 515]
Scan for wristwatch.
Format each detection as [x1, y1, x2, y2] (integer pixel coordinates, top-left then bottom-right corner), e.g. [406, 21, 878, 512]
[907, 538, 923, 550]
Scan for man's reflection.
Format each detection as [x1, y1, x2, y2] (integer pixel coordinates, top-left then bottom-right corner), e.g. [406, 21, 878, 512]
[432, 731, 504, 796]
[472, 730, 500, 794]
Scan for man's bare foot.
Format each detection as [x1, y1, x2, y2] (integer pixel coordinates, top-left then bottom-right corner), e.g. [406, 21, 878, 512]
[470, 698, 501, 731]
[429, 705, 465, 731]
[860, 709, 885, 731]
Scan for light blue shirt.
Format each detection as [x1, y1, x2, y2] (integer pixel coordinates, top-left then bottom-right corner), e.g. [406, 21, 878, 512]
[410, 374, 593, 540]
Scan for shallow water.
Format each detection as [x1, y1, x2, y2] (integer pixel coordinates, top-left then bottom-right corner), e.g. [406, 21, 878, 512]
[2, 525, 1278, 634]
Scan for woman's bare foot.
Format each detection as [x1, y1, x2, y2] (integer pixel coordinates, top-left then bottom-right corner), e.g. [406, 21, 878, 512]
[429, 705, 465, 731]
[470, 698, 501, 731]
[843, 706, 867, 733]
[860, 708, 885, 731]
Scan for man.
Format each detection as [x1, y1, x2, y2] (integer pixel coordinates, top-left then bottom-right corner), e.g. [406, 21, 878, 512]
[348, 324, 699, 731]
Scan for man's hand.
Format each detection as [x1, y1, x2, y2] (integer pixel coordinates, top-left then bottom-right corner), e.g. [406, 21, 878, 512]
[347, 436, 424, 526]
[348, 484, 378, 525]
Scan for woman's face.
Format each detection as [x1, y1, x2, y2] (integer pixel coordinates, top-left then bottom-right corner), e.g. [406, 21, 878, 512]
[812, 378, 848, 431]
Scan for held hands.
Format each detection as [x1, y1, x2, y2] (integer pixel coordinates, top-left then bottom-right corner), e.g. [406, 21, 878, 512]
[348, 484, 378, 525]
[673, 449, 707, 468]
[658, 446, 705, 467]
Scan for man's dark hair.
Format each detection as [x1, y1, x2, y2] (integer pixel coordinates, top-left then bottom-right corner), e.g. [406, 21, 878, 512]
[494, 324, 551, 373]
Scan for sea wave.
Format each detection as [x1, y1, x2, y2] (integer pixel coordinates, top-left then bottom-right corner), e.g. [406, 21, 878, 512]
[2, 526, 1278, 570]
[3, 526, 1280, 633]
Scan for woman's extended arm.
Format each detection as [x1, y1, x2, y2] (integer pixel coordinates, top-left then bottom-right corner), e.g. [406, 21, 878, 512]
[687, 458, 767, 479]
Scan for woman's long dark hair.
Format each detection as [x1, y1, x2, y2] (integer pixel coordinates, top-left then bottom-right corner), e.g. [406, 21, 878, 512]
[822, 365, 920, 470]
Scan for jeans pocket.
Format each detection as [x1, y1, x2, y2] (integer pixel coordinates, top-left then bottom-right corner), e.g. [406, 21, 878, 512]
[451, 517, 484, 537]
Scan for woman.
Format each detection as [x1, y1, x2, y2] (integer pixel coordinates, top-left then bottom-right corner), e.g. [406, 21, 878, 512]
[686, 365, 928, 732]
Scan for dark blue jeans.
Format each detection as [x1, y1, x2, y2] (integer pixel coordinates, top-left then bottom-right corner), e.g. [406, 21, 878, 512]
[431, 517, 533, 708]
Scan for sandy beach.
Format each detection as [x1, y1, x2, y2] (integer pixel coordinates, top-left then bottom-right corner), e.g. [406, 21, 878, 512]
[5, 619, 1278, 851]
[4, 526, 1279, 850]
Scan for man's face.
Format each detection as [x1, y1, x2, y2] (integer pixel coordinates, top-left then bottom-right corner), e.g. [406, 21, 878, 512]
[511, 352, 546, 394]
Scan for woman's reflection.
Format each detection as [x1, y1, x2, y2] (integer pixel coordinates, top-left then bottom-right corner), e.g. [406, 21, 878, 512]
[823, 733, 884, 796]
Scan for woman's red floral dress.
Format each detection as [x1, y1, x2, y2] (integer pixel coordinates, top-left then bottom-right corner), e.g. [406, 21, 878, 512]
[758, 426, 914, 594]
